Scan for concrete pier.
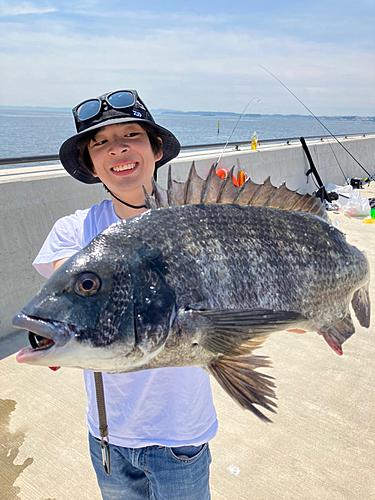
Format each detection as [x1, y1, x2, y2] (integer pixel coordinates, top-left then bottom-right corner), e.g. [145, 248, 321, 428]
[1, 183, 374, 499]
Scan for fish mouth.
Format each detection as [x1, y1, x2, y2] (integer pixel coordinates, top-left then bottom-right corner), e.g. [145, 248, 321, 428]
[12, 312, 137, 370]
[12, 313, 74, 363]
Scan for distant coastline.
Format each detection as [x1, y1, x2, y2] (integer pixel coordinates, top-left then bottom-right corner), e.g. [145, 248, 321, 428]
[153, 110, 375, 121]
[0, 105, 374, 121]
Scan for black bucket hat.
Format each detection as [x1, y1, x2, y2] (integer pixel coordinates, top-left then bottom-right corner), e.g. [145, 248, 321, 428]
[59, 90, 181, 184]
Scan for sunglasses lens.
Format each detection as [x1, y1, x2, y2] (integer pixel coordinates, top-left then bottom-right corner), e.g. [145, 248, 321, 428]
[77, 100, 101, 121]
[108, 91, 135, 109]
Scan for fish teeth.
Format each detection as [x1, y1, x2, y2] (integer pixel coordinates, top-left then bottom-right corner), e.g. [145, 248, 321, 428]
[35, 337, 55, 350]
[112, 163, 137, 172]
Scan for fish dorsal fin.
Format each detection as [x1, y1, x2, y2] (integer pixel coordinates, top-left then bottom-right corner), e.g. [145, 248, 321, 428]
[185, 161, 206, 204]
[217, 166, 239, 203]
[202, 163, 225, 204]
[146, 163, 327, 219]
[168, 166, 186, 206]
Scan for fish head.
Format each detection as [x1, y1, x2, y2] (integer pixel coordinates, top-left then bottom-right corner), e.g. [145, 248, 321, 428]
[14, 237, 176, 372]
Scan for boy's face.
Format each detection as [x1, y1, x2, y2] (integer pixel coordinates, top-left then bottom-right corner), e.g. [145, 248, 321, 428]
[88, 122, 162, 196]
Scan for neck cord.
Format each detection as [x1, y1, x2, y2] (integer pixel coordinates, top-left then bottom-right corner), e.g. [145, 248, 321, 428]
[106, 187, 146, 209]
[104, 185, 156, 210]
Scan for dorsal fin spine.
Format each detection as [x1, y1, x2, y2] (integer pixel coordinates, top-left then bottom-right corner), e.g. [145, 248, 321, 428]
[202, 164, 221, 203]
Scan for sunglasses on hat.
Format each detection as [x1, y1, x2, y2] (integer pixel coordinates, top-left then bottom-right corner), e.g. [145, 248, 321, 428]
[73, 90, 139, 124]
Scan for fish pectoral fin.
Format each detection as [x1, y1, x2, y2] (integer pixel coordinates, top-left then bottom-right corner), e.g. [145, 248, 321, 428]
[351, 283, 370, 328]
[193, 308, 305, 355]
[318, 315, 355, 356]
[208, 350, 277, 422]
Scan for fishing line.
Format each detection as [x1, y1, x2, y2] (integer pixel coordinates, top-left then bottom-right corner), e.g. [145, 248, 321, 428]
[216, 96, 261, 166]
[259, 65, 372, 180]
[260, 65, 351, 182]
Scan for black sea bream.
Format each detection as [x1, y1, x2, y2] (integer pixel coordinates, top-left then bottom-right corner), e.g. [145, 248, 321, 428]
[13, 165, 370, 421]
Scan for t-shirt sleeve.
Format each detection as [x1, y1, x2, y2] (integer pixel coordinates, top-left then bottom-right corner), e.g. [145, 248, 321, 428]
[33, 212, 87, 278]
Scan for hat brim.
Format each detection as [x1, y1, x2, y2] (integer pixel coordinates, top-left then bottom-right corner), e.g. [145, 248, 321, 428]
[59, 117, 181, 184]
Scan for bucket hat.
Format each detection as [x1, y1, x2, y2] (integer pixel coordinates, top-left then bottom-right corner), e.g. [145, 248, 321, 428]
[59, 90, 181, 184]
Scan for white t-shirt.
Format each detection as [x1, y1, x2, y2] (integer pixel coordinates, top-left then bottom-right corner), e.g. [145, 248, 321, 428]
[33, 199, 218, 448]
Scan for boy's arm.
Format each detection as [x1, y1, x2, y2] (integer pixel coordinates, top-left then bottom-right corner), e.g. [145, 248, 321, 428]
[53, 258, 69, 272]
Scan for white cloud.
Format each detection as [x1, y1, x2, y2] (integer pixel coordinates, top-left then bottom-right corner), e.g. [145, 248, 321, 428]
[71, 8, 229, 25]
[0, 1, 56, 16]
[0, 12, 374, 115]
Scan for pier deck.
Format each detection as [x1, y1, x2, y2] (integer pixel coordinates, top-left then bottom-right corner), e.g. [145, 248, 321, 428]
[1, 184, 375, 500]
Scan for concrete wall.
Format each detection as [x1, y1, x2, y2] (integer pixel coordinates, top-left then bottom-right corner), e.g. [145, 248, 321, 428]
[1, 135, 374, 340]
[172, 135, 374, 193]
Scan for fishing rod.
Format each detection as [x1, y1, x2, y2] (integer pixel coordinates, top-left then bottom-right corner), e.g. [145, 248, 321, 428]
[259, 65, 373, 181]
[216, 96, 261, 166]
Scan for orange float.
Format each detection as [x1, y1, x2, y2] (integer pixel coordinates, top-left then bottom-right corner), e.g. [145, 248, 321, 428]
[216, 168, 239, 186]
[216, 169, 249, 187]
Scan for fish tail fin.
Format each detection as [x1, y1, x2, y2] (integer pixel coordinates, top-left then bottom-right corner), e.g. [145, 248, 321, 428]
[351, 282, 370, 328]
[319, 315, 356, 356]
[320, 282, 371, 355]
[208, 345, 277, 422]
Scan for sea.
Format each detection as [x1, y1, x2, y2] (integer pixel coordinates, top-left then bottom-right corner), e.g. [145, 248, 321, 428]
[1, 108, 374, 170]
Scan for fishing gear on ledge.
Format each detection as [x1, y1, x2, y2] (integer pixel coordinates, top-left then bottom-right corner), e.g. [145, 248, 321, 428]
[300, 137, 332, 203]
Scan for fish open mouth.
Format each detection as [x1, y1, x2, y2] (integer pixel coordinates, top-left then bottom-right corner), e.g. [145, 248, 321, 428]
[28, 332, 55, 351]
[13, 312, 129, 370]
[12, 312, 74, 364]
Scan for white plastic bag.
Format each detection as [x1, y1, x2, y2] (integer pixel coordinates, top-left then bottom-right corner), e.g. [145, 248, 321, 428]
[327, 183, 370, 217]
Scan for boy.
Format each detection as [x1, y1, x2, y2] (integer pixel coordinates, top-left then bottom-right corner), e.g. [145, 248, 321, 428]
[34, 90, 217, 500]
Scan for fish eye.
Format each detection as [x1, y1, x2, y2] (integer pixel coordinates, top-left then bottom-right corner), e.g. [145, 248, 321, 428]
[74, 273, 101, 297]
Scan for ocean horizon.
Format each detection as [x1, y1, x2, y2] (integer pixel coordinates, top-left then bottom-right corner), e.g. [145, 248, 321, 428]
[1, 108, 374, 169]
[1, 104, 374, 119]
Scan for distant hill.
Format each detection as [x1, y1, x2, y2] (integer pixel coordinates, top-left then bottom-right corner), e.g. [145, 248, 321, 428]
[152, 109, 375, 120]
[0, 105, 374, 120]
[0, 105, 71, 112]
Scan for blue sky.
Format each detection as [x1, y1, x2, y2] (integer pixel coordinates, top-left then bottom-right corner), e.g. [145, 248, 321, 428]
[0, 0, 374, 115]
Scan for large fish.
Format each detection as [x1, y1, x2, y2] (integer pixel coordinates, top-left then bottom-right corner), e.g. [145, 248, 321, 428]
[13, 165, 370, 421]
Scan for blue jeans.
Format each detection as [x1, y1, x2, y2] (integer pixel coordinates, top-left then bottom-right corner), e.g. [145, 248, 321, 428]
[89, 433, 212, 500]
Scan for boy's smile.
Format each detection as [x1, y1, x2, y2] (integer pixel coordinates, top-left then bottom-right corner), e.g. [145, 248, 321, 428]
[111, 162, 138, 173]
